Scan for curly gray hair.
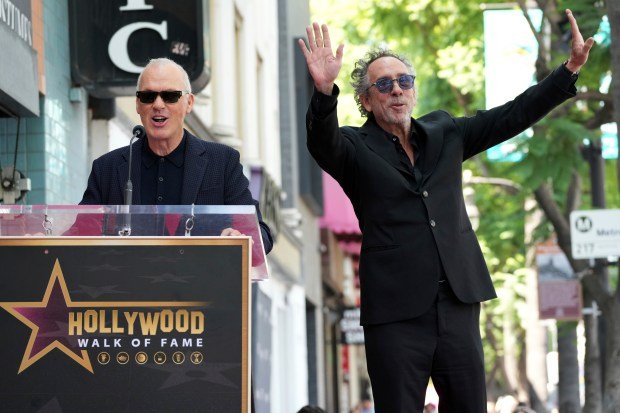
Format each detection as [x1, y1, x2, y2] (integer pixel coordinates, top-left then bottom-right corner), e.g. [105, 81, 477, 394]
[351, 49, 415, 117]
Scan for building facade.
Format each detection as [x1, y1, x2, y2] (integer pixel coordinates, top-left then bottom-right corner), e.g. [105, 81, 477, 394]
[0, 0, 89, 205]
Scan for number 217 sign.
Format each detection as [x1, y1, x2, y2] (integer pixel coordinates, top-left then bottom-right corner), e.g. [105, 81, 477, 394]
[570, 209, 620, 259]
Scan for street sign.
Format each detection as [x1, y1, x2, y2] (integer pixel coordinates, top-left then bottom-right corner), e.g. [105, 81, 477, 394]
[340, 307, 364, 345]
[570, 209, 620, 259]
[536, 238, 581, 320]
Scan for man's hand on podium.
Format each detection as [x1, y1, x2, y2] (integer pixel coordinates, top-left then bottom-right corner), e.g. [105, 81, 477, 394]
[220, 228, 243, 237]
[220, 228, 254, 247]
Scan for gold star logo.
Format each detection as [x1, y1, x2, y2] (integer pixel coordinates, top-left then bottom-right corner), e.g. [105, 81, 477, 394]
[0, 259, 93, 373]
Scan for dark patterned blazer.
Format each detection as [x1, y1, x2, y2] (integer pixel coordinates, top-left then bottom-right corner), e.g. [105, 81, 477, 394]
[80, 129, 273, 253]
[307, 64, 577, 325]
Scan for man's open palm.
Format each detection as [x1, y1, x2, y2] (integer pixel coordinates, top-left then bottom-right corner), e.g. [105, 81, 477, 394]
[297, 23, 344, 95]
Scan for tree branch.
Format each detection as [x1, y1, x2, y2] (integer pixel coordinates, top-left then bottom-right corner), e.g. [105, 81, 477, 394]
[584, 103, 614, 130]
[534, 182, 570, 240]
[533, 182, 581, 269]
[575, 91, 613, 103]
[564, 171, 581, 221]
[468, 176, 522, 195]
[534, 183, 595, 279]
[517, 0, 548, 64]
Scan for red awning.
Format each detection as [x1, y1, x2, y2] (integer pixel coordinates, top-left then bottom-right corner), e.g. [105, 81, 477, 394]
[320, 172, 361, 235]
[320, 172, 362, 293]
[320, 172, 362, 259]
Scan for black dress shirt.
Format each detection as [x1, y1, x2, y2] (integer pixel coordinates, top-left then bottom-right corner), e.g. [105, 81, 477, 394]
[140, 133, 186, 205]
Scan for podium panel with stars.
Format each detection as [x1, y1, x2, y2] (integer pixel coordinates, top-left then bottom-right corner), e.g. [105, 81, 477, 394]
[0, 237, 251, 413]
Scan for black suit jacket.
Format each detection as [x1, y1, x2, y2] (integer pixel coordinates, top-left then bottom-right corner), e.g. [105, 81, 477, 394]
[307, 65, 576, 325]
[80, 130, 273, 253]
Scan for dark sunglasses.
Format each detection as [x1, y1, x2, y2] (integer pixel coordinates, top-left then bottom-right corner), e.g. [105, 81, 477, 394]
[136, 90, 190, 104]
[368, 74, 415, 94]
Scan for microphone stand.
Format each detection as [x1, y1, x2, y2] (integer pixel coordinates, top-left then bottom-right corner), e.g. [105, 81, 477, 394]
[119, 127, 143, 236]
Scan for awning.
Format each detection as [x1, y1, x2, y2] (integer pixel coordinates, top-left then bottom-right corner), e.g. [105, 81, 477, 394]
[320, 172, 362, 256]
[320, 172, 360, 234]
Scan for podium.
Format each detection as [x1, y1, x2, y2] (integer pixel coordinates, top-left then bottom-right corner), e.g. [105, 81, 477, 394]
[0, 205, 268, 412]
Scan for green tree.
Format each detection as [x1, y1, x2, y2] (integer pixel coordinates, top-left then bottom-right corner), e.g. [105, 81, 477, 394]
[510, 2, 617, 412]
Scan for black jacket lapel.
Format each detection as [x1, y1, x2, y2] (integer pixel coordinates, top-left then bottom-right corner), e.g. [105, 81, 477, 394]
[414, 117, 444, 184]
[359, 120, 414, 179]
[181, 131, 209, 205]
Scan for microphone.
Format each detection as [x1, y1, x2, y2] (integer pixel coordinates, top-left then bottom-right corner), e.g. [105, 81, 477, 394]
[124, 125, 145, 206]
[132, 124, 146, 139]
[120, 125, 145, 236]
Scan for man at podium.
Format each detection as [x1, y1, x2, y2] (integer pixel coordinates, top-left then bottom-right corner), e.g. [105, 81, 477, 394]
[79, 58, 273, 253]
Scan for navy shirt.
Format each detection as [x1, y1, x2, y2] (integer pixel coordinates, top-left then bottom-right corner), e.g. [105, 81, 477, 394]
[140, 132, 186, 205]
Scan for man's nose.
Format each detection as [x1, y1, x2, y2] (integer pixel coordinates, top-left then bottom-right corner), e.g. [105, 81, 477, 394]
[153, 95, 166, 108]
[390, 80, 403, 95]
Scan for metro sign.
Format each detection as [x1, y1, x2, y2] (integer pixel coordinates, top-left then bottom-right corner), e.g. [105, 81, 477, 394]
[570, 209, 620, 259]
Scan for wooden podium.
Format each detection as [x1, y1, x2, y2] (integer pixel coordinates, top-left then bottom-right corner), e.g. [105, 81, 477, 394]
[0, 205, 268, 412]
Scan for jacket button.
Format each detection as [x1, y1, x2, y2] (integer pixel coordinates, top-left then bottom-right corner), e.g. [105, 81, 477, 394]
[422, 190, 428, 198]
[430, 219, 436, 227]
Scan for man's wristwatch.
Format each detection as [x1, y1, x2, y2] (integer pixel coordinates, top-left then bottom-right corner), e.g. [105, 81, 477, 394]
[563, 60, 579, 78]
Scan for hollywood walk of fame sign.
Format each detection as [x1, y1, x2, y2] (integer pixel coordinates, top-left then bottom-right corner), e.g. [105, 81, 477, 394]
[0, 237, 251, 413]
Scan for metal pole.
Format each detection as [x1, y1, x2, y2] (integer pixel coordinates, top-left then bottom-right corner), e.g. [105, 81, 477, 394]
[581, 139, 609, 389]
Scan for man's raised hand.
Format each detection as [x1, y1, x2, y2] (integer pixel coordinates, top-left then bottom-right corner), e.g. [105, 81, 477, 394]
[297, 22, 344, 95]
[565, 9, 595, 73]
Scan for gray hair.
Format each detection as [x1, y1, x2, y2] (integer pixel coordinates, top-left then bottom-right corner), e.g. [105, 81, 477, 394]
[351, 49, 415, 117]
[136, 58, 192, 93]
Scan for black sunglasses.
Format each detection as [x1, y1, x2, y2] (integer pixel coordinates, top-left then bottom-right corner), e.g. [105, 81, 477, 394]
[368, 74, 415, 94]
[136, 90, 190, 104]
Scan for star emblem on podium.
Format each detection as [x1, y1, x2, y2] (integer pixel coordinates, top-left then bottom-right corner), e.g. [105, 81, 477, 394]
[0, 259, 93, 373]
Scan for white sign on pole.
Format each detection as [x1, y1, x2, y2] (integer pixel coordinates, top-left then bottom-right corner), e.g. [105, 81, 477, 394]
[570, 209, 620, 259]
[340, 307, 364, 345]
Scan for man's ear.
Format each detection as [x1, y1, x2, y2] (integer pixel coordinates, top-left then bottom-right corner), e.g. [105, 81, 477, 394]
[360, 93, 372, 113]
[186, 94, 195, 114]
